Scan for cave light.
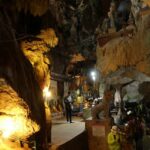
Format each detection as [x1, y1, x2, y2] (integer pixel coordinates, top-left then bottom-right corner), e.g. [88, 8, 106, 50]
[43, 86, 51, 100]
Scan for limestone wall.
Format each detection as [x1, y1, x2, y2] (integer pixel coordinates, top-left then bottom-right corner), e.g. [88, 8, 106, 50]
[96, 1, 150, 77]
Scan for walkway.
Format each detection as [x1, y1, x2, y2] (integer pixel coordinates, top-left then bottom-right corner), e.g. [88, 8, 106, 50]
[50, 116, 87, 150]
[50, 116, 150, 150]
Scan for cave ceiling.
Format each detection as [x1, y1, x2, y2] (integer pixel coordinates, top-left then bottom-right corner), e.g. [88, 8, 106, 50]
[2, 0, 135, 76]
[3, 0, 115, 76]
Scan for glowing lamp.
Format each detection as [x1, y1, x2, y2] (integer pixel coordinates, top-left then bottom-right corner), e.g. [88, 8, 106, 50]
[91, 71, 96, 77]
[92, 76, 96, 81]
[91, 71, 97, 81]
[43, 87, 51, 99]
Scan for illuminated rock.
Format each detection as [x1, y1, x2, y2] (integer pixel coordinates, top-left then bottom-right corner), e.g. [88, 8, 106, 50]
[0, 78, 40, 149]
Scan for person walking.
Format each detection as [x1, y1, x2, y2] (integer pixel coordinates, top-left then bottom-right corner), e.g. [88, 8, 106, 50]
[64, 92, 73, 123]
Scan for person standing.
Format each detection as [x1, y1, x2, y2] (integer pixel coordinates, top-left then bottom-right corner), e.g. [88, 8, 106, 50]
[64, 92, 73, 123]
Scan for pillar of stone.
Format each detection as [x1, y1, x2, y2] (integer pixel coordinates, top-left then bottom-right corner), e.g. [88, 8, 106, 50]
[85, 119, 111, 150]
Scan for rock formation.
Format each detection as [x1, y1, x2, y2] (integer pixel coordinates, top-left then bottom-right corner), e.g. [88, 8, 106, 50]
[97, 0, 150, 77]
[0, 7, 47, 150]
[96, 0, 150, 121]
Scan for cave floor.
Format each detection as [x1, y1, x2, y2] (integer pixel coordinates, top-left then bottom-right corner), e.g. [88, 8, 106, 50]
[49, 116, 150, 150]
[50, 116, 86, 150]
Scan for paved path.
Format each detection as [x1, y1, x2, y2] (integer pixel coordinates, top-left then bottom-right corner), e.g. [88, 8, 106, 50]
[50, 117, 85, 149]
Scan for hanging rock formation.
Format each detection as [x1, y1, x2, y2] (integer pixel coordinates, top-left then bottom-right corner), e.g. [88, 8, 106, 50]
[97, 1, 150, 77]
[21, 28, 58, 89]
[21, 28, 58, 144]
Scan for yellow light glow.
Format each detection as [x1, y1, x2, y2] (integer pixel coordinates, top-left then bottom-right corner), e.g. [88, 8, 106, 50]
[0, 78, 40, 149]
[0, 117, 15, 138]
[0, 115, 40, 140]
[43, 86, 51, 98]
[3, 131, 11, 139]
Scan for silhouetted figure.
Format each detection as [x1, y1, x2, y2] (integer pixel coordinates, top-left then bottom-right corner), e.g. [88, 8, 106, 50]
[134, 117, 144, 150]
[64, 92, 73, 123]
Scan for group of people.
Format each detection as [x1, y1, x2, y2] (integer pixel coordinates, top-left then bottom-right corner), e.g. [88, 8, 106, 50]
[63, 91, 146, 149]
[108, 116, 145, 150]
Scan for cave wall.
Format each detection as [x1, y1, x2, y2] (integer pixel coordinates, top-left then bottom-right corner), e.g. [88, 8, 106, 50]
[96, 1, 150, 77]
[0, 7, 47, 149]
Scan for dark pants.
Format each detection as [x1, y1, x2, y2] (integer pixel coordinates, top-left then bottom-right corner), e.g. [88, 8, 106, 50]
[135, 138, 143, 150]
[66, 108, 72, 123]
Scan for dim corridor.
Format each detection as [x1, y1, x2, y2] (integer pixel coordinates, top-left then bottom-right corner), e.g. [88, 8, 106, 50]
[49, 116, 88, 150]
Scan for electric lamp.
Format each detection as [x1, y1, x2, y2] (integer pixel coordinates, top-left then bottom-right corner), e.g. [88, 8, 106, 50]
[43, 86, 51, 99]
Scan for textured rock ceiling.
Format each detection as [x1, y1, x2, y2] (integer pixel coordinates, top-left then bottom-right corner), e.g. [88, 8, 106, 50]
[9, 0, 112, 75]
[5, 0, 150, 77]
